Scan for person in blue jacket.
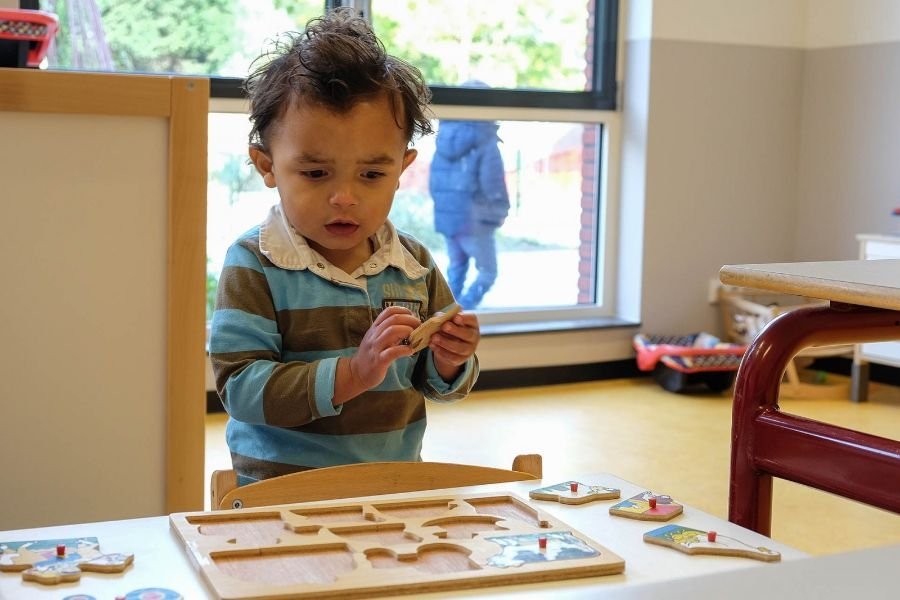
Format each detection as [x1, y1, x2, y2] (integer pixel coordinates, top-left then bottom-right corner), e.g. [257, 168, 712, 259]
[429, 107, 510, 310]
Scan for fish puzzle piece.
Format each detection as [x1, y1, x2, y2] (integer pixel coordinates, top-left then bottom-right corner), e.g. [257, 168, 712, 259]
[403, 303, 462, 353]
[529, 481, 620, 505]
[643, 524, 781, 562]
[0, 537, 133, 585]
[609, 491, 683, 521]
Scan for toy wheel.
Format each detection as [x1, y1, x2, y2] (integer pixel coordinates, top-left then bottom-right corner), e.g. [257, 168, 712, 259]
[704, 371, 736, 393]
[653, 365, 688, 393]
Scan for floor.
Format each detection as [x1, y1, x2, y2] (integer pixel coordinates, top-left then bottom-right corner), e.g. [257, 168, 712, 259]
[205, 374, 900, 556]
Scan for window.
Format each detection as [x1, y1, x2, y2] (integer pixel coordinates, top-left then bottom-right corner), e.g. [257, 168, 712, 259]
[30, 0, 619, 327]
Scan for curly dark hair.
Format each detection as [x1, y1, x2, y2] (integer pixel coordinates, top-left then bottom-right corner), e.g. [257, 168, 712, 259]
[244, 8, 433, 150]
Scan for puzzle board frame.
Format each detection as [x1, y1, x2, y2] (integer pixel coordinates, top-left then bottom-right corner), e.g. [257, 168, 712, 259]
[169, 491, 625, 599]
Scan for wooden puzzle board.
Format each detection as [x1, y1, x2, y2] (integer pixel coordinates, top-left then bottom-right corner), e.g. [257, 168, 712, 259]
[169, 492, 625, 599]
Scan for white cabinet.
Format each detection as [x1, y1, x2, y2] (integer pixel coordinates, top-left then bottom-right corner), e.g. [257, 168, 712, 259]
[853, 234, 900, 401]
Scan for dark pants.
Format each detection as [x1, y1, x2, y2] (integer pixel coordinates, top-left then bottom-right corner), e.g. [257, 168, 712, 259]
[445, 232, 498, 309]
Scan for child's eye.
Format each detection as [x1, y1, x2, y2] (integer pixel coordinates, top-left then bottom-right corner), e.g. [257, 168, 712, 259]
[301, 169, 328, 179]
[362, 171, 385, 180]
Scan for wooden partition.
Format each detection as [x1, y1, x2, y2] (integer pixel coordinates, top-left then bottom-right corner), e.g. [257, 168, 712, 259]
[0, 68, 207, 528]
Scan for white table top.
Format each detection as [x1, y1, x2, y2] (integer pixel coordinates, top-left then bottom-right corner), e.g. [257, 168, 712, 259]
[719, 259, 900, 310]
[0, 473, 806, 599]
[598, 543, 900, 600]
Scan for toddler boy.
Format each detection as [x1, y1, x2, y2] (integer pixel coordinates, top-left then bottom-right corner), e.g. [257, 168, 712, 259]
[209, 8, 480, 485]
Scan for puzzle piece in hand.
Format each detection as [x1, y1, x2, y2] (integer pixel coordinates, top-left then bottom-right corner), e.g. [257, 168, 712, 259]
[643, 524, 781, 562]
[529, 481, 620, 505]
[609, 491, 683, 521]
[0, 537, 133, 585]
[404, 303, 462, 353]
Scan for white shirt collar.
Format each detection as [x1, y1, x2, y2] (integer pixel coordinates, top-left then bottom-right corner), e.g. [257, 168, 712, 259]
[258, 204, 429, 282]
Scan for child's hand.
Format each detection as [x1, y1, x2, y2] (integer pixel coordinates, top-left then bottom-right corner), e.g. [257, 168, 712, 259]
[346, 306, 420, 392]
[429, 311, 480, 381]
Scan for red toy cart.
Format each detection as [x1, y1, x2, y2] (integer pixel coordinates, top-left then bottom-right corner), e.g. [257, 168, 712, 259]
[633, 332, 746, 393]
[0, 8, 59, 68]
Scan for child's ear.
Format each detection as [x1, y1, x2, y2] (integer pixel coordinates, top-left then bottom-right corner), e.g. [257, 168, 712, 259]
[400, 148, 418, 173]
[249, 145, 277, 188]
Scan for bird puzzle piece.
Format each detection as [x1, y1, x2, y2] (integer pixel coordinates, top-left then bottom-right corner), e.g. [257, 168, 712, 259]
[403, 304, 462, 353]
[0, 537, 133, 585]
[609, 491, 683, 521]
[529, 481, 620, 505]
[643, 524, 781, 562]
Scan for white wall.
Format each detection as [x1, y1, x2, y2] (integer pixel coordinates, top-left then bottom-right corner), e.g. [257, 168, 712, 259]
[618, 0, 900, 338]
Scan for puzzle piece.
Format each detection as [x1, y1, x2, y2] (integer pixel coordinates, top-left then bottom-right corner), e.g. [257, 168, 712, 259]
[123, 587, 183, 599]
[403, 304, 462, 353]
[485, 531, 599, 568]
[609, 491, 683, 521]
[643, 524, 781, 562]
[0, 537, 133, 585]
[529, 481, 620, 505]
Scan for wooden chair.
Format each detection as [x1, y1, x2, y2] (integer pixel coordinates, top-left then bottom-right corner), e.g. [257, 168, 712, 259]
[210, 454, 543, 510]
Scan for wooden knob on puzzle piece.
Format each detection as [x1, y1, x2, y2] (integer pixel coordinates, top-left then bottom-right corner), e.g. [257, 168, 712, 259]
[648, 496, 657, 509]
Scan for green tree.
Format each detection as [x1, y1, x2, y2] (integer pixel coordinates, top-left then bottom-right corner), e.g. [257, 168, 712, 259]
[272, 1, 584, 89]
[212, 155, 265, 206]
[97, 0, 240, 73]
[42, 0, 242, 73]
[272, 0, 328, 28]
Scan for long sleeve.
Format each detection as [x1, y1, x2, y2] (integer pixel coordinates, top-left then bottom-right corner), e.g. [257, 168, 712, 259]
[209, 237, 339, 428]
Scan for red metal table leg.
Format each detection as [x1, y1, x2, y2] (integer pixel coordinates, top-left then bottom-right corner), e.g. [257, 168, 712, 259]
[730, 303, 900, 535]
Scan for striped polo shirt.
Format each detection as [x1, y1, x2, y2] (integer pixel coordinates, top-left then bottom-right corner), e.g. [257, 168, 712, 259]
[209, 205, 478, 484]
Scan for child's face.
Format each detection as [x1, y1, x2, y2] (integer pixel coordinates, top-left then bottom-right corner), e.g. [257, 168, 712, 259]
[250, 92, 417, 273]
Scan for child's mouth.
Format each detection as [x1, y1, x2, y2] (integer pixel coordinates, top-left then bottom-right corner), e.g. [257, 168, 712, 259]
[325, 221, 359, 236]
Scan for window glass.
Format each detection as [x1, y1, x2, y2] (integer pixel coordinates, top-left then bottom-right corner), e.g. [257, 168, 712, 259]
[206, 113, 600, 318]
[373, 0, 591, 91]
[395, 119, 600, 310]
[34, 1, 596, 94]
[38, 0, 322, 76]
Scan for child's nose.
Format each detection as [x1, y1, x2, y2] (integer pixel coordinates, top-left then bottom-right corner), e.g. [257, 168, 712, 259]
[329, 186, 358, 208]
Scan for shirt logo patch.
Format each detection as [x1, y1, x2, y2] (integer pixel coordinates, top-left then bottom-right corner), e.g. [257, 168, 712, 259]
[382, 298, 424, 319]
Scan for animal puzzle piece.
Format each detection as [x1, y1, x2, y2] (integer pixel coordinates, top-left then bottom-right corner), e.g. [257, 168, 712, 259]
[609, 491, 683, 521]
[0, 537, 133, 585]
[403, 303, 462, 353]
[643, 524, 781, 562]
[485, 531, 599, 568]
[529, 481, 620, 505]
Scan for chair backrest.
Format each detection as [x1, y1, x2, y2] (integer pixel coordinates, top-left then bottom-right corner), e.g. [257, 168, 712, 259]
[211, 454, 543, 510]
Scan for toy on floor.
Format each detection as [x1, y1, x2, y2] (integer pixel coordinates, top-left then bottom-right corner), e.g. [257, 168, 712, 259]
[633, 332, 746, 393]
[529, 481, 620, 505]
[0, 8, 59, 68]
[643, 524, 781, 562]
[0, 537, 133, 585]
[609, 491, 683, 521]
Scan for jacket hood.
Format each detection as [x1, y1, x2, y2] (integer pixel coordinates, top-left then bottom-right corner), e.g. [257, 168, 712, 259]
[433, 120, 500, 161]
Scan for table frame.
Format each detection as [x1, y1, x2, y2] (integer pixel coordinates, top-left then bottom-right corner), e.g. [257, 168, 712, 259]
[730, 303, 900, 534]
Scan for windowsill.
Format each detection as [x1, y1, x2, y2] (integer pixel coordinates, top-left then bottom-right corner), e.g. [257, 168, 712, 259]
[480, 316, 640, 336]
